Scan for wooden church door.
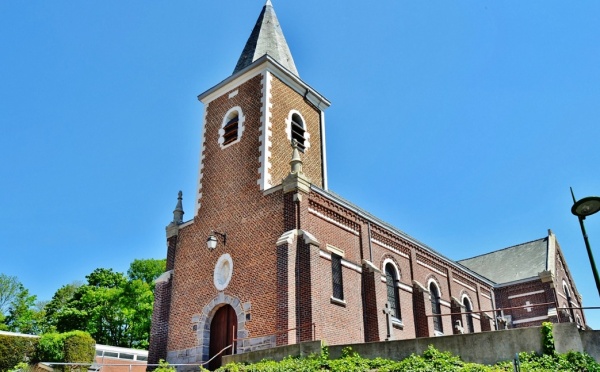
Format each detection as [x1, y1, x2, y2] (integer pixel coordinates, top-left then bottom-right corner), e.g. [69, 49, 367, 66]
[208, 305, 237, 370]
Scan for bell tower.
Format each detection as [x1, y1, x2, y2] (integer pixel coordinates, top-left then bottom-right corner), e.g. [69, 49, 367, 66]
[149, 2, 332, 367]
[195, 0, 330, 216]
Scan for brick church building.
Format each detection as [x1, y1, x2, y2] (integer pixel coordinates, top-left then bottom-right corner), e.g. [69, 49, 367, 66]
[148, 1, 586, 369]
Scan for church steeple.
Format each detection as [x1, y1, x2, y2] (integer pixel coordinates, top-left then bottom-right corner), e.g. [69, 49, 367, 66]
[233, 0, 299, 76]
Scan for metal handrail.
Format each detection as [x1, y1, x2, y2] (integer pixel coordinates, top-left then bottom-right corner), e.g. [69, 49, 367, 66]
[233, 322, 316, 342]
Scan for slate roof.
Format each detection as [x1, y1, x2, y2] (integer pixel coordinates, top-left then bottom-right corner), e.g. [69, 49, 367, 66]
[233, 0, 299, 77]
[458, 238, 549, 284]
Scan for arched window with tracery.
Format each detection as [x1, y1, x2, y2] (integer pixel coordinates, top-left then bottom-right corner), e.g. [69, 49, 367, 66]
[385, 263, 401, 320]
[429, 282, 443, 334]
[463, 297, 474, 333]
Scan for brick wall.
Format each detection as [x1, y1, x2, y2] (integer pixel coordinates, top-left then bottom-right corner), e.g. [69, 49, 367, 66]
[554, 242, 586, 326]
[148, 272, 173, 365]
[269, 76, 323, 189]
[166, 73, 287, 361]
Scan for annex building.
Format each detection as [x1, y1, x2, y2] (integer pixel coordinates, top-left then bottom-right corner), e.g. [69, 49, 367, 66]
[148, 2, 586, 369]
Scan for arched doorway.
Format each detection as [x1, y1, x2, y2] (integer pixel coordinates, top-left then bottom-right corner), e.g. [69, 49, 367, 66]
[208, 304, 237, 370]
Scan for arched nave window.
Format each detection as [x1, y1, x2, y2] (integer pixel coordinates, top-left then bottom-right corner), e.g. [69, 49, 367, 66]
[429, 281, 443, 334]
[463, 296, 474, 333]
[385, 263, 401, 320]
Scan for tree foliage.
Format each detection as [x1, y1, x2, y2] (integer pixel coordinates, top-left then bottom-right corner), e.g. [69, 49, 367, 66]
[46, 259, 165, 348]
[128, 258, 166, 288]
[0, 275, 45, 335]
[44, 283, 81, 331]
[0, 275, 22, 315]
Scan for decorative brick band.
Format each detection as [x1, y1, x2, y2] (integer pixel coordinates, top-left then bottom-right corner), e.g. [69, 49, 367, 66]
[371, 232, 411, 257]
[453, 278, 476, 292]
[308, 206, 359, 235]
[372, 239, 410, 258]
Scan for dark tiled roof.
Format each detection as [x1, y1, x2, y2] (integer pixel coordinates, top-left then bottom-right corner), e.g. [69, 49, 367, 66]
[458, 238, 548, 284]
[233, 0, 298, 76]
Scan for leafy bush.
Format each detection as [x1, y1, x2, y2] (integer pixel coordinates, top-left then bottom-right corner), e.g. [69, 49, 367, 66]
[33, 331, 95, 366]
[154, 360, 176, 372]
[63, 331, 95, 363]
[0, 335, 37, 372]
[216, 344, 600, 372]
[34, 333, 63, 362]
[7, 362, 31, 372]
[540, 321, 555, 355]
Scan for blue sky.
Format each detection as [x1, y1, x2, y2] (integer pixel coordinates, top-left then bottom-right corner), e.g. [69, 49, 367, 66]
[1, 1, 599, 330]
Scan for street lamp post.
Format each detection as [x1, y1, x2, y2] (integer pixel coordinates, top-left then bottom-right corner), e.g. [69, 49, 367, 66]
[570, 188, 600, 298]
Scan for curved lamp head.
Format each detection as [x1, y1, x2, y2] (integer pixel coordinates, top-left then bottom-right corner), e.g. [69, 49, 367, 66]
[206, 230, 226, 250]
[572, 196, 600, 218]
[207, 234, 218, 250]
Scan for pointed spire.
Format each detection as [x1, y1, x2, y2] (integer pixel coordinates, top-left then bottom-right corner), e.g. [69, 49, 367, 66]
[233, 1, 299, 76]
[172, 190, 184, 224]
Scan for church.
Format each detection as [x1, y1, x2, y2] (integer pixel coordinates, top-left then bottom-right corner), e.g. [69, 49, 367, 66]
[148, 1, 586, 369]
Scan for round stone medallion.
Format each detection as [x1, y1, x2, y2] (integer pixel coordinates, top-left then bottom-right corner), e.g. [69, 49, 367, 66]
[214, 253, 233, 291]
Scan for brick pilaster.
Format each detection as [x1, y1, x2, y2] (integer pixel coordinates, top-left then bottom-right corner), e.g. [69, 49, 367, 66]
[361, 261, 381, 342]
[413, 281, 430, 338]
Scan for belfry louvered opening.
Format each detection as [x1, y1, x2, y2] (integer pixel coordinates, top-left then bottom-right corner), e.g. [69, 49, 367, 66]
[223, 113, 239, 145]
[291, 113, 306, 151]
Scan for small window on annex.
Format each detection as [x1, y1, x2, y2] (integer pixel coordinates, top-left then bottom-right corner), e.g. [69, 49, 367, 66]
[385, 263, 401, 320]
[331, 253, 344, 301]
[290, 113, 306, 151]
[429, 282, 443, 334]
[463, 297, 474, 333]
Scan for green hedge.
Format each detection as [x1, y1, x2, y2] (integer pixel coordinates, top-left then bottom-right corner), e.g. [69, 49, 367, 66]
[33, 331, 95, 365]
[63, 332, 95, 363]
[0, 334, 37, 372]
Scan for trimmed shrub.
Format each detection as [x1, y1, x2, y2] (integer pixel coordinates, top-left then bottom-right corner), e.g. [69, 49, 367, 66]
[63, 331, 95, 363]
[0, 335, 37, 372]
[33, 331, 95, 368]
[34, 333, 64, 362]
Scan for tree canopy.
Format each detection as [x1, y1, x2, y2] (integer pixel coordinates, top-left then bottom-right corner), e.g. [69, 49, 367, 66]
[46, 258, 165, 348]
[0, 257, 165, 349]
[0, 274, 44, 334]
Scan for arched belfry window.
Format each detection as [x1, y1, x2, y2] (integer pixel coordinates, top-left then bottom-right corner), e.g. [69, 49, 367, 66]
[223, 114, 238, 145]
[219, 107, 245, 148]
[286, 110, 310, 152]
[385, 263, 401, 320]
[429, 282, 443, 334]
[463, 296, 474, 333]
